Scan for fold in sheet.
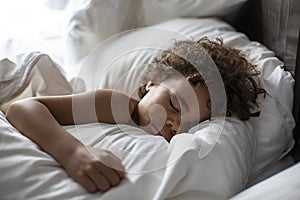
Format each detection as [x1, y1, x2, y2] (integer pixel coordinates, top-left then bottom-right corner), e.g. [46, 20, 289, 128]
[0, 52, 72, 112]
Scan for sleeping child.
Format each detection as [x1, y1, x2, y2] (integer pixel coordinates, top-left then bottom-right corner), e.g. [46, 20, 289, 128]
[5, 37, 265, 193]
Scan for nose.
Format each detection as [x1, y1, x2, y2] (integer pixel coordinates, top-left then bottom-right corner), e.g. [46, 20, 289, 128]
[166, 118, 180, 135]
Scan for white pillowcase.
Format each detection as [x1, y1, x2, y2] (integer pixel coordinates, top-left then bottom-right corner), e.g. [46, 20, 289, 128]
[65, 0, 137, 65]
[140, 0, 248, 26]
[65, 0, 248, 66]
[75, 18, 295, 182]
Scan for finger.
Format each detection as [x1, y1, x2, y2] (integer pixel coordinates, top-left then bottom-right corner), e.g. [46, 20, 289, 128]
[105, 156, 125, 179]
[85, 165, 111, 192]
[74, 170, 97, 193]
[115, 167, 125, 179]
[97, 162, 122, 186]
[103, 151, 126, 178]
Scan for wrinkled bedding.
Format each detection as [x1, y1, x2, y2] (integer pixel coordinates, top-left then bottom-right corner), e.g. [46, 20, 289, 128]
[0, 17, 295, 200]
[0, 52, 72, 112]
[0, 112, 254, 200]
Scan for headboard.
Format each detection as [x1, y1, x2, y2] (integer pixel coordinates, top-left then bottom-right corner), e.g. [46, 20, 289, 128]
[292, 31, 300, 161]
[226, 0, 299, 73]
[224, 0, 300, 161]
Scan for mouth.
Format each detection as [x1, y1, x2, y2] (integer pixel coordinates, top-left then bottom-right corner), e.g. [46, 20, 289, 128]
[155, 132, 164, 136]
[151, 124, 164, 137]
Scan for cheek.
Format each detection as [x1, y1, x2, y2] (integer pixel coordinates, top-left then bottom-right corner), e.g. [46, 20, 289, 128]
[137, 94, 168, 127]
[180, 114, 197, 132]
[137, 101, 150, 126]
[137, 96, 157, 126]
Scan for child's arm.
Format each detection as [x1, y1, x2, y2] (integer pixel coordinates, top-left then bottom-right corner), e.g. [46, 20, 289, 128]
[5, 89, 137, 193]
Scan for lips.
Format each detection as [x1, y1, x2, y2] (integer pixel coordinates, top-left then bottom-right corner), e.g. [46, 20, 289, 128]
[151, 124, 164, 137]
[155, 132, 163, 136]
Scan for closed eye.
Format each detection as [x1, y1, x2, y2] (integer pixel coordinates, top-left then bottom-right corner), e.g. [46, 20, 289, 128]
[169, 98, 180, 113]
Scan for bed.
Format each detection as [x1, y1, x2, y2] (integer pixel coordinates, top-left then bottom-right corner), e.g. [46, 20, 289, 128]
[0, 0, 299, 199]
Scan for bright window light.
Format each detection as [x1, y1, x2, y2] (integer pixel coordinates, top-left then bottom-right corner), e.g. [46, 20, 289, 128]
[0, 0, 69, 61]
[0, 0, 48, 29]
[0, 0, 68, 35]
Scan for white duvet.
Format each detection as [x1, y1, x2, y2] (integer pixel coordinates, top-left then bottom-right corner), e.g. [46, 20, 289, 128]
[0, 112, 254, 200]
[0, 52, 72, 112]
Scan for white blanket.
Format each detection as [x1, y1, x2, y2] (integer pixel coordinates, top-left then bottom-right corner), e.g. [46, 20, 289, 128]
[0, 113, 254, 200]
[0, 52, 72, 112]
[230, 162, 300, 200]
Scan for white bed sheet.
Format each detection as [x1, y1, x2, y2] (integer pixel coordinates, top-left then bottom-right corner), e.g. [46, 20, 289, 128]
[246, 156, 295, 187]
[0, 112, 254, 200]
[0, 52, 72, 112]
[230, 162, 300, 200]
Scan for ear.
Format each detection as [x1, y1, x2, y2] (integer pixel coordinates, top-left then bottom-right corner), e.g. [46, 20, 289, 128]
[206, 99, 211, 110]
[145, 81, 157, 92]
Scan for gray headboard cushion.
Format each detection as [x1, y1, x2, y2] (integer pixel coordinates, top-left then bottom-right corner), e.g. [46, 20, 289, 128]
[292, 32, 300, 161]
[225, 0, 299, 74]
[286, 0, 300, 74]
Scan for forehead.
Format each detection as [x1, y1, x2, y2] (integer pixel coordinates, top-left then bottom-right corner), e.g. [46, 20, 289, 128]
[161, 78, 196, 95]
[161, 78, 203, 109]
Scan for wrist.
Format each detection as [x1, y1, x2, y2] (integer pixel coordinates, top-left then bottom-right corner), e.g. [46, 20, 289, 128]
[47, 133, 85, 166]
[57, 142, 94, 172]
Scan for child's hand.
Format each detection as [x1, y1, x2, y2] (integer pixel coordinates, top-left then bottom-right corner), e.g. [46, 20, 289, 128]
[62, 146, 125, 193]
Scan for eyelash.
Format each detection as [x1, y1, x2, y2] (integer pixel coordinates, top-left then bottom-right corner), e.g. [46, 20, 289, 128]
[169, 98, 180, 113]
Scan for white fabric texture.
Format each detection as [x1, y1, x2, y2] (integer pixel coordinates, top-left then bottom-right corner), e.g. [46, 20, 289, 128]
[75, 18, 295, 182]
[65, 0, 248, 66]
[0, 1, 295, 199]
[230, 162, 300, 200]
[0, 111, 254, 199]
[139, 0, 248, 26]
[0, 17, 294, 200]
[65, 0, 138, 65]
[0, 52, 72, 112]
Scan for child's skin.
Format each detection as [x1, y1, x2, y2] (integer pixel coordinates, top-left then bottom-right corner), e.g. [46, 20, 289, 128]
[5, 76, 210, 193]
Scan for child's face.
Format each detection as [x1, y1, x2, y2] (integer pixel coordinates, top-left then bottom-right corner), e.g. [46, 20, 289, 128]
[137, 78, 211, 142]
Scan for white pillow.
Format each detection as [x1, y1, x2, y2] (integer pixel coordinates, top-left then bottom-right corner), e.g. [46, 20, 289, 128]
[65, 0, 248, 66]
[75, 18, 295, 182]
[140, 0, 248, 26]
[65, 0, 137, 65]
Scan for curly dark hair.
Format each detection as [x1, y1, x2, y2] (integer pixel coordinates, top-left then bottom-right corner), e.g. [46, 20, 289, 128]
[138, 37, 265, 120]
